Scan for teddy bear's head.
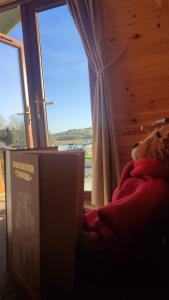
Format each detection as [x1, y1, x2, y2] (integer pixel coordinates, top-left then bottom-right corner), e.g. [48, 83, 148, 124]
[132, 125, 169, 165]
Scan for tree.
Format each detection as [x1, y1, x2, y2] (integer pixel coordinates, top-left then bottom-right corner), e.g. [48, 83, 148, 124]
[0, 127, 13, 146]
[3, 128, 13, 145]
[9, 115, 26, 148]
[0, 115, 7, 130]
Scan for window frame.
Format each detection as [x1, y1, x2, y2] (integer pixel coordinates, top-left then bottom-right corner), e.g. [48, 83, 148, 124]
[34, 0, 65, 12]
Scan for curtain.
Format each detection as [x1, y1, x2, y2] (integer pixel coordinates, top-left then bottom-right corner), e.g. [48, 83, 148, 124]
[67, 0, 120, 206]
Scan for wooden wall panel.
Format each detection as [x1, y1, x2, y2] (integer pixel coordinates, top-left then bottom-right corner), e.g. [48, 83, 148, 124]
[101, 0, 169, 171]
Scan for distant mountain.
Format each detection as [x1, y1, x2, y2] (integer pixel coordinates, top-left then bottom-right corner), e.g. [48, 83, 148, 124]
[51, 127, 92, 141]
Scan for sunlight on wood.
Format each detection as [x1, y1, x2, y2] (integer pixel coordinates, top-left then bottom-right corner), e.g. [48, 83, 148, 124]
[154, 0, 163, 8]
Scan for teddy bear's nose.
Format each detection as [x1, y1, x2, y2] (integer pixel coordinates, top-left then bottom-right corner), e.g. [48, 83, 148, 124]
[133, 143, 139, 148]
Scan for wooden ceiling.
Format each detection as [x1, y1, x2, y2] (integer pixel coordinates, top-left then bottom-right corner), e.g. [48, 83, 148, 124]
[0, 0, 16, 4]
[100, 0, 169, 170]
[0, 7, 19, 33]
[0, 0, 65, 33]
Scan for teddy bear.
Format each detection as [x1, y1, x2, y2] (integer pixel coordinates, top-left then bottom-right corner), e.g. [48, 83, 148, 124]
[132, 125, 169, 164]
[77, 125, 169, 275]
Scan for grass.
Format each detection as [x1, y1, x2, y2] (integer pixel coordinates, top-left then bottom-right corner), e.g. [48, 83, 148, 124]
[85, 152, 92, 159]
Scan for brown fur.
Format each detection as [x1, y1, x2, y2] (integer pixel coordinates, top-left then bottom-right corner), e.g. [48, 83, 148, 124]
[132, 125, 169, 166]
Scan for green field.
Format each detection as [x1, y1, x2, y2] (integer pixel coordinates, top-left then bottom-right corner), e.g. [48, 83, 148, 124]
[85, 152, 92, 159]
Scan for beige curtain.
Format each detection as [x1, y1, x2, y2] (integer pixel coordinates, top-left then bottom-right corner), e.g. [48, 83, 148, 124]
[67, 0, 119, 206]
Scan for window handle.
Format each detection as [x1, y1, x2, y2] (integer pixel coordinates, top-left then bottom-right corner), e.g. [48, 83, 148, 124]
[16, 111, 30, 116]
[16, 100, 55, 116]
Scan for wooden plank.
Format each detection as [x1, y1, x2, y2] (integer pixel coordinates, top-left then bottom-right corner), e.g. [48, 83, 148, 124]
[100, 0, 169, 168]
[0, 0, 30, 12]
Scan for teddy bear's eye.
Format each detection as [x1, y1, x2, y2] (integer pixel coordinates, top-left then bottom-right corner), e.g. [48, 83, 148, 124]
[156, 131, 162, 138]
[132, 143, 139, 148]
[147, 139, 151, 145]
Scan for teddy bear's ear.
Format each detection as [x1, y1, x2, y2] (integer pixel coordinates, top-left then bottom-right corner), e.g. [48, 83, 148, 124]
[156, 131, 162, 138]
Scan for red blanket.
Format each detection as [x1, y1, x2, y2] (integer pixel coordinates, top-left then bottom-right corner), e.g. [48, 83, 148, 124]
[84, 158, 169, 249]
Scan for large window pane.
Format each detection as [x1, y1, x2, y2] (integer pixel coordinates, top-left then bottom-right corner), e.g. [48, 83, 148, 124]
[38, 5, 92, 191]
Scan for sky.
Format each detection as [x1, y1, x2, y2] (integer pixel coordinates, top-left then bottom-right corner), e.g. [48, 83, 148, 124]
[1, 5, 92, 133]
[0, 42, 24, 126]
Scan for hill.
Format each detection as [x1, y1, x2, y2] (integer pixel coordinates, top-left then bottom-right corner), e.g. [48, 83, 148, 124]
[51, 127, 92, 141]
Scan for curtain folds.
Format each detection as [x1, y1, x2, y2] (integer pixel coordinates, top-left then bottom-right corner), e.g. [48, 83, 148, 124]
[67, 0, 119, 206]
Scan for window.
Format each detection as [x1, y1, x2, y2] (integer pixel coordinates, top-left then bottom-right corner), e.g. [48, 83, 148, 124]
[0, 1, 93, 195]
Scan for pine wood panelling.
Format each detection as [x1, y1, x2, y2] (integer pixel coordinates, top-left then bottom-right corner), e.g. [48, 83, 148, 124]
[101, 0, 169, 171]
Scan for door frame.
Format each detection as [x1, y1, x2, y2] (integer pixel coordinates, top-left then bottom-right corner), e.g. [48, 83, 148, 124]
[0, 33, 33, 148]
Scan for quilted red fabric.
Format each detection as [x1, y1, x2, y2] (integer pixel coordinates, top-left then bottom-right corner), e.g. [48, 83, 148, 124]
[84, 158, 169, 247]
